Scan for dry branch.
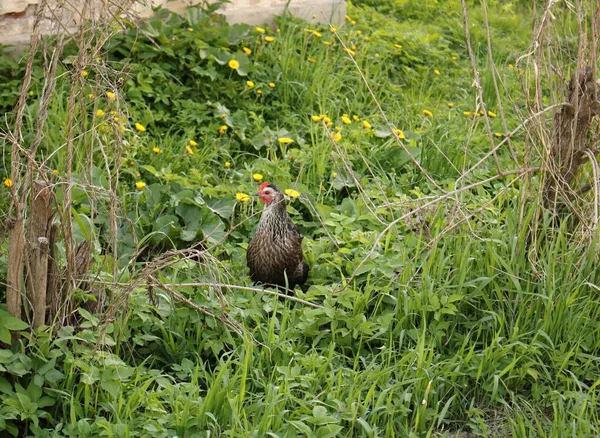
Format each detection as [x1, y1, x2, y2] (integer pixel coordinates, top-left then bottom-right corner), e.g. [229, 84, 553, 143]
[6, 218, 25, 320]
[543, 67, 600, 211]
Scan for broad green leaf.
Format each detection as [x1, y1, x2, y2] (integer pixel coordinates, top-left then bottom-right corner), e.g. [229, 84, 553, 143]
[199, 207, 225, 245]
[0, 349, 10, 363]
[0, 377, 11, 394]
[317, 424, 343, 438]
[44, 369, 65, 384]
[151, 215, 180, 243]
[100, 379, 121, 398]
[0, 313, 28, 331]
[227, 24, 250, 45]
[72, 211, 93, 242]
[205, 197, 236, 219]
[0, 327, 11, 345]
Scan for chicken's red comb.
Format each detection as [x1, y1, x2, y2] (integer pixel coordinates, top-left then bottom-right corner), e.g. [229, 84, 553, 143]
[259, 182, 270, 190]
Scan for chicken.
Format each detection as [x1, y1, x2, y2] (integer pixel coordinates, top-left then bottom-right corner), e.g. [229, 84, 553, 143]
[246, 183, 309, 291]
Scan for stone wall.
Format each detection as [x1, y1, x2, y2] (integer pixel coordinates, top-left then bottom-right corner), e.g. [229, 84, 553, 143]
[0, 0, 345, 48]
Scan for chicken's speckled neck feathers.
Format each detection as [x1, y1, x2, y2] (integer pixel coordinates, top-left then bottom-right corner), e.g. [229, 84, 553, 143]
[256, 192, 291, 239]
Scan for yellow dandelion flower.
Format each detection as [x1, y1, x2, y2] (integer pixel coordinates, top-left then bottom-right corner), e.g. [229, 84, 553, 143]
[393, 128, 405, 139]
[351, 44, 357, 51]
[345, 14, 351, 21]
[308, 57, 316, 63]
[255, 27, 266, 34]
[362, 120, 372, 129]
[447, 103, 454, 108]
[228, 59, 240, 69]
[352, 115, 360, 121]
[225, 161, 231, 168]
[96, 109, 105, 117]
[434, 69, 440, 75]
[189, 140, 198, 146]
[236, 192, 251, 202]
[323, 41, 332, 46]
[113, 116, 120, 122]
[269, 82, 275, 88]
[257, 89, 262, 95]
[330, 27, 338, 33]
[351, 20, 356, 25]
[332, 172, 338, 178]
[135, 123, 146, 132]
[394, 44, 402, 49]
[323, 116, 332, 125]
[81, 70, 89, 77]
[488, 110, 497, 118]
[153, 147, 162, 153]
[265, 36, 275, 43]
[246, 80, 255, 88]
[364, 36, 370, 41]
[344, 48, 355, 56]
[332, 132, 342, 142]
[278, 137, 294, 144]
[188, 27, 193, 32]
[106, 91, 116, 101]
[243, 47, 252, 55]
[52, 169, 58, 175]
[312, 115, 323, 122]
[253, 173, 263, 182]
[185, 146, 194, 155]
[494, 132, 504, 138]
[341, 115, 351, 124]
[463, 111, 472, 117]
[284, 189, 300, 198]
[88, 93, 95, 99]
[135, 181, 146, 190]
[4, 178, 13, 188]
[28, 90, 34, 96]
[423, 110, 433, 118]
[356, 30, 362, 35]
[452, 56, 458, 61]
[219, 125, 228, 134]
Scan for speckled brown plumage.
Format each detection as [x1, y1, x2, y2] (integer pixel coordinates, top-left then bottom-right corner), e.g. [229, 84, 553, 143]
[247, 183, 309, 291]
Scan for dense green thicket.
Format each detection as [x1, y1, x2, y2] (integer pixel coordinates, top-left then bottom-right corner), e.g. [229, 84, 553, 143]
[1, 0, 599, 436]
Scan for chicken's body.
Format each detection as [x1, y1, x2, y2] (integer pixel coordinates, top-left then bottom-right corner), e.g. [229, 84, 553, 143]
[247, 183, 309, 291]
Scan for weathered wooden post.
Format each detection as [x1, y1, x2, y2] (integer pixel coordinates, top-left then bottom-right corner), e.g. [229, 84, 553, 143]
[25, 180, 54, 328]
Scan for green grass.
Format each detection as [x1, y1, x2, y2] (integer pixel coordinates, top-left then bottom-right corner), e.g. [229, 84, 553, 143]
[1, 0, 600, 436]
